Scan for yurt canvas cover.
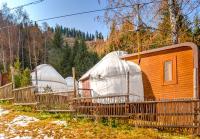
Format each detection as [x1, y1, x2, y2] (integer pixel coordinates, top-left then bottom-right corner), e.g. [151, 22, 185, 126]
[31, 64, 68, 93]
[79, 51, 144, 103]
[65, 77, 78, 92]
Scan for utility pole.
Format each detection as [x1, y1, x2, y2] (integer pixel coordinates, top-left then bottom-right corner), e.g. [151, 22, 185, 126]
[136, 4, 142, 64]
[168, 0, 178, 44]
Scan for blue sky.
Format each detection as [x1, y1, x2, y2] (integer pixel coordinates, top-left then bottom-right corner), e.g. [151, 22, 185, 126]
[0, 0, 109, 37]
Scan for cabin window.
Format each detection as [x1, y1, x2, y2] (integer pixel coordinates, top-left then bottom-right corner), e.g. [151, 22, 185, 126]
[163, 56, 177, 85]
[164, 61, 173, 81]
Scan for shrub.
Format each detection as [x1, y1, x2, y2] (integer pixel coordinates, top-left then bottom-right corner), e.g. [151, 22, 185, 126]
[12, 59, 31, 88]
[21, 68, 31, 87]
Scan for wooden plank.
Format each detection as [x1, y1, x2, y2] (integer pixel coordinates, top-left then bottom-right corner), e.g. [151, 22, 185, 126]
[77, 115, 129, 118]
[36, 110, 76, 113]
[13, 86, 35, 91]
[14, 102, 38, 106]
[0, 97, 14, 101]
[0, 83, 12, 89]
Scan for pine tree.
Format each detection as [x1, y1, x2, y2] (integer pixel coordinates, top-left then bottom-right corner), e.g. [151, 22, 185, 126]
[60, 43, 72, 77]
[52, 25, 63, 48]
[73, 39, 99, 78]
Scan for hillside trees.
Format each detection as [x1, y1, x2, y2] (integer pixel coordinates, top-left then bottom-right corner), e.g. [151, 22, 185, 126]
[105, 20, 139, 53]
[52, 25, 64, 48]
[60, 43, 73, 77]
[193, 15, 200, 46]
[0, 4, 100, 78]
[73, 39, 99, 78]
[51, 26, 101, 41]
[100, 0, 200, 48]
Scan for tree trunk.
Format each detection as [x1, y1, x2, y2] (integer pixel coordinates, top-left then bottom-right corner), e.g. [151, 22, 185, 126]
[17, 29, 21, 59]
[44, 36, 47, 64]
[2, 46, 6, 72]
[28, 39, 32, 70]
[33, 38, 38, 87]
[8, 28, 13, 64]
[168, 0, 178, 44]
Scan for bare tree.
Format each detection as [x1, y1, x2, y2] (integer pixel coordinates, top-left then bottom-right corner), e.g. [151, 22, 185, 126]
[101, 0, 200, 44]
[168, 0, 178, 44]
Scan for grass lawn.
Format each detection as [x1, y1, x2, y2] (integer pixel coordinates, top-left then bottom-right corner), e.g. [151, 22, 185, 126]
[0, 101, 199, 139]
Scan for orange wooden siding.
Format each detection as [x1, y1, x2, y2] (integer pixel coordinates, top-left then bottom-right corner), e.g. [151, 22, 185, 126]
[124, 47, 194, 99]
[82, 79, 91, 97]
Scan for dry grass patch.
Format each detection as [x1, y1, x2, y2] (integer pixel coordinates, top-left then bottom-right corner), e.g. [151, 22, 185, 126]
[0, 102, 199, 139]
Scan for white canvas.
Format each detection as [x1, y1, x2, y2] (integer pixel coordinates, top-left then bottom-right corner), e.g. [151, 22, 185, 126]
[31, 64, 68, 93]
[79, 51, 144, 103]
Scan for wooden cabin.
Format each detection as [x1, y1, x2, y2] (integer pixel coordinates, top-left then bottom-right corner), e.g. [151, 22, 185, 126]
[121, 42, 199, 100]
[0, 72, 9, 86]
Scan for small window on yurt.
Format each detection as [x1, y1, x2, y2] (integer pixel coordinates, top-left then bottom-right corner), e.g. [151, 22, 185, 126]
[163, 56, 177, 85]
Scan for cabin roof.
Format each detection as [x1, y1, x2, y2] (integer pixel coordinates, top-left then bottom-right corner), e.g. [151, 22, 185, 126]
[121, 42, 198, 59]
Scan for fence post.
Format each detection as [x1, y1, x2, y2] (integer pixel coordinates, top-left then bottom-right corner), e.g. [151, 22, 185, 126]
[194, 100, 199, 135]
[10, 66, 15, 89]
[125, 72, 130, 116]
[126, 71, 130, 103]
[72, 67, 76, 98]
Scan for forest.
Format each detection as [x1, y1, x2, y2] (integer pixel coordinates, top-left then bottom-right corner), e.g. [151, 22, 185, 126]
[0, 0, 199, 84]
[0, 4, 101, 80]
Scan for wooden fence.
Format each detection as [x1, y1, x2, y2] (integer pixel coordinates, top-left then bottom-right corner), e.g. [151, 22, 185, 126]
[0, 83, 200, 134]
[13, 86, 37, 105]
[12, 86, 74, 112]
[74, 95, 200, 135]
[0, 83, 13, 100]
[36, 93, 74, 112]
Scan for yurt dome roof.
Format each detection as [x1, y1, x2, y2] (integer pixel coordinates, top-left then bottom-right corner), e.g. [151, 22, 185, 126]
[79, 51, 141, 81]
[31, 64, 66, 85]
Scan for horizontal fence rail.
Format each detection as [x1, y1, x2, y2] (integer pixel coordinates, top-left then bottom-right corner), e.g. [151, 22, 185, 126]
[0, 83, 13, 100]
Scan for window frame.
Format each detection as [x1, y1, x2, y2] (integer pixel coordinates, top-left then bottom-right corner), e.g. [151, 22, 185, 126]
[162, 56, 177, 85]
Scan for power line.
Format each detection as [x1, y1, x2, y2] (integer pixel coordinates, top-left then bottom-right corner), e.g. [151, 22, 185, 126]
[9, 0, 45, 10]
[0, 1, 157, 30]
[0, 0, 45, 30]
[35, 1, 156, 22]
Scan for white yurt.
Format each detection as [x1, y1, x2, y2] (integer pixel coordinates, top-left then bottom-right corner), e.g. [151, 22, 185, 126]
[65, 77, 78, 92]
[31, 64, 68, 93]
[79, 51, 144, 103]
